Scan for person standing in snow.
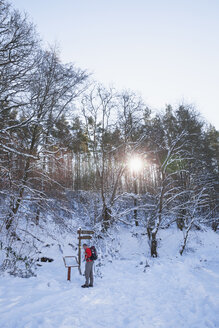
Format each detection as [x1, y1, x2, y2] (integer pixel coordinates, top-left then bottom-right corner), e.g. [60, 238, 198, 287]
[81, 243, 94, 288]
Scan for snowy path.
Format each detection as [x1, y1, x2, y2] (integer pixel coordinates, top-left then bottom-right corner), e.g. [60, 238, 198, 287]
[0, 229, 219, 328]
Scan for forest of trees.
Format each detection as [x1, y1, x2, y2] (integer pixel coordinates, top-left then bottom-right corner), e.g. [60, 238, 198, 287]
[0, 0, 218, 275]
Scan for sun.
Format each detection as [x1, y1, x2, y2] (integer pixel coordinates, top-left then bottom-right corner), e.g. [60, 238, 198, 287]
[128, 156, 143, 173]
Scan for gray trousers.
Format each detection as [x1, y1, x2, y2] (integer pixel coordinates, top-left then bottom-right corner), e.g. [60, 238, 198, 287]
[85, 261, 94, 286]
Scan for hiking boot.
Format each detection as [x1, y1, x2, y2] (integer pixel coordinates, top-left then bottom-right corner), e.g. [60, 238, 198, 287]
[81, 284, 89, 288]
[89, 284, 93, 287]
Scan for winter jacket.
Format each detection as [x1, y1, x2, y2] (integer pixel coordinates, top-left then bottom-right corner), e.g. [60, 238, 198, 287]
[85, 247, 92, 262]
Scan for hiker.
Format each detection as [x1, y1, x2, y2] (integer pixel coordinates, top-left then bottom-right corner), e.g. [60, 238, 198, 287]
[81, 243, 94, 288]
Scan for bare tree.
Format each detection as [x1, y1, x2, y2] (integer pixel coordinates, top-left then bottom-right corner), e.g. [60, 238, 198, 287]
[146, 130, 189, 257]
[0, 1, 38, 126]
[179, 186, 211, 255]
[3, 47, 88, 230]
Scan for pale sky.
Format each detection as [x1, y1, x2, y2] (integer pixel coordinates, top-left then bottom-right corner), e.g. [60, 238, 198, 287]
[12, 0, 219, 129]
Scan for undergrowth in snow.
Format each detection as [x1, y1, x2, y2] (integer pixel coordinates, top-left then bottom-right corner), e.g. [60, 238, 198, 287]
[0, 226, 218, 328]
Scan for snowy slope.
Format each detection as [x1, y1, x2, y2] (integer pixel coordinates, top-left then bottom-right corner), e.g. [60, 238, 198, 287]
[0, 228, 218, 328]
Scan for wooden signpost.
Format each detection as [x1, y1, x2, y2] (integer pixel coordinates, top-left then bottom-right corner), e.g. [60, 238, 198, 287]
[77, 228, 94, 274]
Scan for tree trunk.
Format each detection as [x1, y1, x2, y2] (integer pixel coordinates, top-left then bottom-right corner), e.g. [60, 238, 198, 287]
[133, 173, 138, 226]
[102, 205, 112, 231]
[151, 232, 158, 257]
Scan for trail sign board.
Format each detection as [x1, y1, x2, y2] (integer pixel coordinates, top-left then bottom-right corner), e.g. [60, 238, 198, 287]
[63, 256, 79, 281]
[63, 256, 78, 268]
[77, 230, 94, 234]
[78, 235, 92, 240]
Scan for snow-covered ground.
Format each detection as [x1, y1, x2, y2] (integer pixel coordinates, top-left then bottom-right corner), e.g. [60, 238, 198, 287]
[0, 227, 218, 328]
